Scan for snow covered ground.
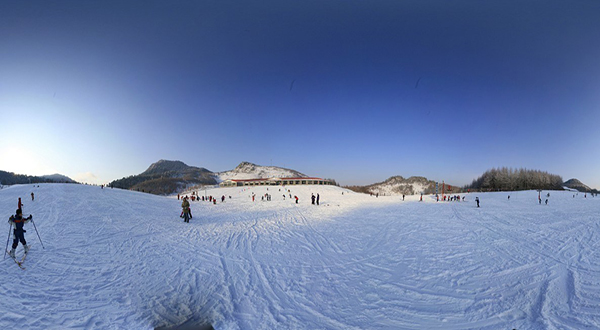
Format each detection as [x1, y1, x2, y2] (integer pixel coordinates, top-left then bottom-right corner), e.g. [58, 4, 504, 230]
[1, 183, 599, 329]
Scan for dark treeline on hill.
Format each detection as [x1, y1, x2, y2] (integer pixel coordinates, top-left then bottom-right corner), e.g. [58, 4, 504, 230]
[109, 160, 217, 195]
[468, 167, 563, 191]
[0, 170, 76, 186]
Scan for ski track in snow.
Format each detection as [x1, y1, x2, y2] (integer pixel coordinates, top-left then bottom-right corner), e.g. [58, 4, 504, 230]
[1, 184, 600, 329]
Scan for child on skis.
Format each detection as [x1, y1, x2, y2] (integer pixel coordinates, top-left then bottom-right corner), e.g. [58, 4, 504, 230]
[8, 209, 32, 258]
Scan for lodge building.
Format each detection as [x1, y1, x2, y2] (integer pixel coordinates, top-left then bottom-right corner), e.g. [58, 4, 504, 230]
[219, 177, 335, 188]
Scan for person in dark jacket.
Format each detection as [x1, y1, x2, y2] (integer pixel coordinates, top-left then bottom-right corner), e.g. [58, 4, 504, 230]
[8, 209, 32, 258]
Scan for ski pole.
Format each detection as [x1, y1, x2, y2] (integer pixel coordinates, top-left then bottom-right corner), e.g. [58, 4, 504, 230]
[4, 222, 12, 260]
[30, 217, 45, 249]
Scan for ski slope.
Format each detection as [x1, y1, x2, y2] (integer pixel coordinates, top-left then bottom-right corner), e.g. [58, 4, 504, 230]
[1, 184, 599, 329]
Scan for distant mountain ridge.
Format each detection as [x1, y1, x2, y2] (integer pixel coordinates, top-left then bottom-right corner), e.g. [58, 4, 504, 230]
[346, 176, 443, 196]
[109, 160, 310, 195]
[109, 160, 217, 195]
[0, 170, 77, 186]
[564, 178, 596, 193]
[216, 161, 308, 182]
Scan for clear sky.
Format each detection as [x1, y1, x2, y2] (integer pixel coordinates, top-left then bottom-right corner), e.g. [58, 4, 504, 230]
[1, 1, 599, 188]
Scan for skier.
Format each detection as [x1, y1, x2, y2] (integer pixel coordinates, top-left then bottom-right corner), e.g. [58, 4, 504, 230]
[295, 196, 299, 204]
[18, 197, 23, 211]
[402, 194, 405, 201]
[316, 193, 320, 205]
[181, 197, 192, 222]
[311, 194, 315, 205]
[31, 192, 34, 201]
[475, 197, 480, 207]
[8, 209, 32, 258]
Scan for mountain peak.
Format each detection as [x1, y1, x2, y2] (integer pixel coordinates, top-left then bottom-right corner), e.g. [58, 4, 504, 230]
[564, 178, 592, 192]
[144, 160, 190, 175]
[234, 162, 258, 172]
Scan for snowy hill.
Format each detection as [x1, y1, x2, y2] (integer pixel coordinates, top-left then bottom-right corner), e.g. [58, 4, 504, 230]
[215, 161, 308, 182]
[563, 178, 594, 193]
[110, 160, 310, 195]
[349, 175, 441, 196]
[2, 184, 600, 329]
[40, 173, 77, 183]
[109, 160, 217, 195]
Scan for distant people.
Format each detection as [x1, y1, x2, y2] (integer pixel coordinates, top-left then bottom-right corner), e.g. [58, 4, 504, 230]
[316, 194, 320, 205]
[402, 194, 405, 201]
[545, 199, 549, 205]
[475, 197, 480, 207]
[221, 195, 225, 202]
[18, 198, 23, 211]
[295, 196, 299, 204]
[508, 195, 510, 200]
[311, 194, 315, 205]
[31, 192, 34, 201]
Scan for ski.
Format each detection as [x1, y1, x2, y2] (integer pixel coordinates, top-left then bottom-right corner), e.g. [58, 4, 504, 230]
[6, 250, 26, 270]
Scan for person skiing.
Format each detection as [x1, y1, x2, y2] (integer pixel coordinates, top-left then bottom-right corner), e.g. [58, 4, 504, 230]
[181, 197, 192, 222]
[311, 194, 315, 205]
[8, 209, 32, 258]
[475, 197, 480, 208]
[31, 192, 34, 201]
[316, 193, 320, 205]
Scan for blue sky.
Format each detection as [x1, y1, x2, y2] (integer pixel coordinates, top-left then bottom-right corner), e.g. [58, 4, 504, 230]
[1, 1, 599, 188]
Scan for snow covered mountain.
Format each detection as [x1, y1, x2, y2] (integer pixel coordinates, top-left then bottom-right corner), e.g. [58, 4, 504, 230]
[110, 160, 310, 195]
[40, 174, 77, 183]
[563, 178, 595, 193]
[215, 161, 308, 182]
[351, 175, 438, 196]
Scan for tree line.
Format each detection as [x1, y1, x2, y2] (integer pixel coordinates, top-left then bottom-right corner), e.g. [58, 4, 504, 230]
[467, 167, 563, 191]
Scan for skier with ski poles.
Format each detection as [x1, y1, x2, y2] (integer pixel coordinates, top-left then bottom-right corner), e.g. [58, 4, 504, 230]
[8, 208, 32, 258]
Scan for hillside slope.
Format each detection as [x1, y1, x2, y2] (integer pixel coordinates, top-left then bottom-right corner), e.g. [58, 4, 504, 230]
[109, 160, 217, 195]
[215, 161, 308, 182]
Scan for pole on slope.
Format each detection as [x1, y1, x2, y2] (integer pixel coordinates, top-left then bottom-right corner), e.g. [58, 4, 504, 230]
[30, 217, 45, 249]
[4, 222, 12, 260]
